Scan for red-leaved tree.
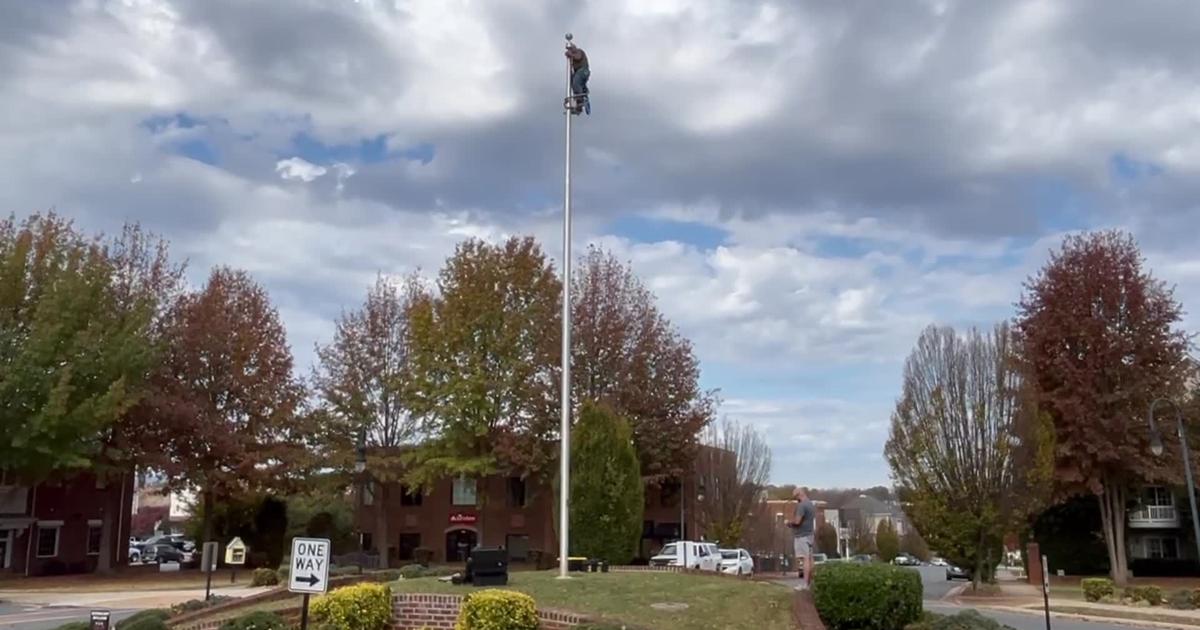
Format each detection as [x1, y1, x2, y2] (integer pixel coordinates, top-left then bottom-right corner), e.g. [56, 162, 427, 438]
[1017, 231, 1192, 584]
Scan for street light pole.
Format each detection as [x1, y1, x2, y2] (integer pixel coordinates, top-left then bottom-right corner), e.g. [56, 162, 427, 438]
[1147, 398, 1200, 563]
[558, 32, 575, 580]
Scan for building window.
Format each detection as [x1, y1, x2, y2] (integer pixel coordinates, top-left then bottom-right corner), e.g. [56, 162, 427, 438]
[400, 485, 423, 506]
[398, 533, 421, 561]
[86, 523, 103, 556]
[660, 481, 681, 508]
[1147, 486, 1175, 507]
[452, 477, 477, 506]
[360, 532, 373, 553]
[1146, 536, 1179, 560]
[362, 481, 376, 506]
[36, 526, 59, 558]
[507, 477, 527, 508]
[506, 534, 530, 561]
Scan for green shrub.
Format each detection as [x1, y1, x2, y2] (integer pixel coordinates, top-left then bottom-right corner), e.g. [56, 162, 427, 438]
[1128, 585, 1163, 606]
[170, 596, 234, 615]
[311, 583, 392, 630]
[277, 565, 290, 581]
[1167, 590, 1196, 610]
[396, 564, 457, 579]
[250, 568, 279, 586]
[454, 589, 539, 630]
[414, 547, 435, 566]
[51, 622, 89, 630]
[1081, 578, 1114, 602]
[1190, 589, 1200, 609]
[116, 609, 170, 630]
[218, 611, 289, 630]
[330, 565, 361, 576]
[812, 563, 922, 630]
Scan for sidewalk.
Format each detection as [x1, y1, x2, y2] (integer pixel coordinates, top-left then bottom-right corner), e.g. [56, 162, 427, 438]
[0, 584, 273, 610]
[953, 581, 1200, 628]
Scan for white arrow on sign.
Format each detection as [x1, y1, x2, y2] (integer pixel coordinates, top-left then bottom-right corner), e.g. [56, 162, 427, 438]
[288, 537, 331, 595]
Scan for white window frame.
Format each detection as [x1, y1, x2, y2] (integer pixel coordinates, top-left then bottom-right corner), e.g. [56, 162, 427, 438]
[363, 481, 376, 507]
[452, 477, 477, 507]
[1145, 536, 1179, 560]
[86, 520, 103, 556]
[1147, 486, 1175, 507]
[36, 521, 62, 558]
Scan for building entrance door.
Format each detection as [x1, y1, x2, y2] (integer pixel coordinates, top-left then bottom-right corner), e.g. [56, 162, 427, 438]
[0, 529, 11, 570]
[446, 528, 477, 563]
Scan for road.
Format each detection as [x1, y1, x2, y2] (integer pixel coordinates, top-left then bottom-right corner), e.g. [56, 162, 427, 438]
[910, 566, 1151, 630]
[0, 602, 138, 630]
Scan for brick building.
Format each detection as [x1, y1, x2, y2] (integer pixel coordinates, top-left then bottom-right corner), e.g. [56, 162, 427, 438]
[0, 471, 133, 576]
[355, 468, 706, 564]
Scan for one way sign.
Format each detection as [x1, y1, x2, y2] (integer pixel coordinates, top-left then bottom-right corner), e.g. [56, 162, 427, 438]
[288, 537, 331, 594]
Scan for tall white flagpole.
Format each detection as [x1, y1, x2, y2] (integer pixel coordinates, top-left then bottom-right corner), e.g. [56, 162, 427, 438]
[559, 32, 575, 580]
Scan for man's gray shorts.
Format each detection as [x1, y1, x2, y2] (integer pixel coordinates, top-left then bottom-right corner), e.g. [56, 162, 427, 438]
[794, 534, 814, 557]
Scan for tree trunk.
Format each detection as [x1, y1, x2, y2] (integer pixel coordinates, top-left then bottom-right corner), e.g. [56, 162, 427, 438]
[202, 488, 215, 543]
[972, 529, 985, 591]
[1097, 475, 1129, 585]
[97, 509, 114, 574]
[374, 483, 390, 569]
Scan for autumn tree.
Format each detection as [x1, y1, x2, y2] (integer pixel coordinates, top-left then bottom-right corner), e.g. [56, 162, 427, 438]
[146, 267, 307, 541]
[313, 274, 425, 567]
[850, 525, 875, 556]
[404, 238, 561, 538]
[885, 324, 1053, 587]
[694, 417, 771, 546]
[568, 402, 644, 563]
[1016, 231, 1191, 585]
[572, 247, 715, 481]
[816, 522, 839, 556]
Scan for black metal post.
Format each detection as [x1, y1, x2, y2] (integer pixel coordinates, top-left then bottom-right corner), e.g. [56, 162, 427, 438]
[300, 594, 311, 630]
[204, 565, 213, 601]
[1041, 555, 1051, 630]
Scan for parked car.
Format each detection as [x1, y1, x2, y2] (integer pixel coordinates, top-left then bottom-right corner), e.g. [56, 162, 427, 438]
[930, 557, 949, 567]
[719, 548, 755, 576]
[893, 553, 921, 566]
[128, 545, 142, 563]
[946, 564, 972, 581]
[850, 554, 876, 564]
[650, 541, 721, 571]
[143, 543, 185, 564]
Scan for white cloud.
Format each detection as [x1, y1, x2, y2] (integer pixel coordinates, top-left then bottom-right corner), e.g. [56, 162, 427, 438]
[275, 157, 328, 183]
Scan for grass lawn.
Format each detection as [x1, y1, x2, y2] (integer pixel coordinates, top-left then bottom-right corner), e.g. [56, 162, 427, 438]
[391, 571, 795, 629]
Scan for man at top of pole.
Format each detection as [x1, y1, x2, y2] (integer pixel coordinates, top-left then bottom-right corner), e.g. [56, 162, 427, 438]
[565, 39, 590, 116]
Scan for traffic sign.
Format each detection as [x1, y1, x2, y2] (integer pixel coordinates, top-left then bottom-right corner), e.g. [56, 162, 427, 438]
[288, 537, 331, 595]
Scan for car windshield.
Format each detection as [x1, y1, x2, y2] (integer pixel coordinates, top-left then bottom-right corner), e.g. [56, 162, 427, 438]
[658, 544, 677, 557]
[720, 550, 738, 559]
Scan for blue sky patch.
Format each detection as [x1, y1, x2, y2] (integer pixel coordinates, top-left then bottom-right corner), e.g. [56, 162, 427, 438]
[1110, 152, 1163, 183]
[608, 215, 728, 249]
[288, 132, 435, 166]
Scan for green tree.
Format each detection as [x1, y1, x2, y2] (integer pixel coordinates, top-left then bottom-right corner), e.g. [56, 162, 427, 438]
[885, 324, 1053, 587]
[816, 522, 839, 556]
[404, 237, 561, 539]
[568, 402, 644, 563]
[875, 519, 900, 563]
[1016, 231, 1191, 585]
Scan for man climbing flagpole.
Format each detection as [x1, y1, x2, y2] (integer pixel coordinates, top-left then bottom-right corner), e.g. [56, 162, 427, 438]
[558, 32, 576, 579]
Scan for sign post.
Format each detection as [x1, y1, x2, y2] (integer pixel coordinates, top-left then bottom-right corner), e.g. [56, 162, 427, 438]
[89, 610, 110, 630]
[1040, 555, 1052, 630]
[200, 541, 219, 601]
[289, 537, 331, 630]
[225, 536, 248, 584]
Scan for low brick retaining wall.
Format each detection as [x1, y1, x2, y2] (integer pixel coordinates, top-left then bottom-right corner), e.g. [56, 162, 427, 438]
[392, 593, 590, 630]
[168, 573, 379, 629]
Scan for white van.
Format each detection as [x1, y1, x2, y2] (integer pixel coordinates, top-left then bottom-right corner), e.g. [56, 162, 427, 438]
[650, 541, 721, 571]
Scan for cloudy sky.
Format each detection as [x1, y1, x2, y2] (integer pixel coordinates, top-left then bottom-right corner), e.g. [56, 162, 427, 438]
[4, 0, 1199, 487]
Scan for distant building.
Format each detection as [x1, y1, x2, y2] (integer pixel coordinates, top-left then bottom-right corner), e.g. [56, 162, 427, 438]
[131, 484, 193, 537]
[0, 471, 133, 576]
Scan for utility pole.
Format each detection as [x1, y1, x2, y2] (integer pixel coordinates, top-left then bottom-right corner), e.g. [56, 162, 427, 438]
[558, 32, 575, 579]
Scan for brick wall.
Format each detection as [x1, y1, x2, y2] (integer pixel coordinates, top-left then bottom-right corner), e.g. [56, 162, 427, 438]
[391, 593, 590, 630]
